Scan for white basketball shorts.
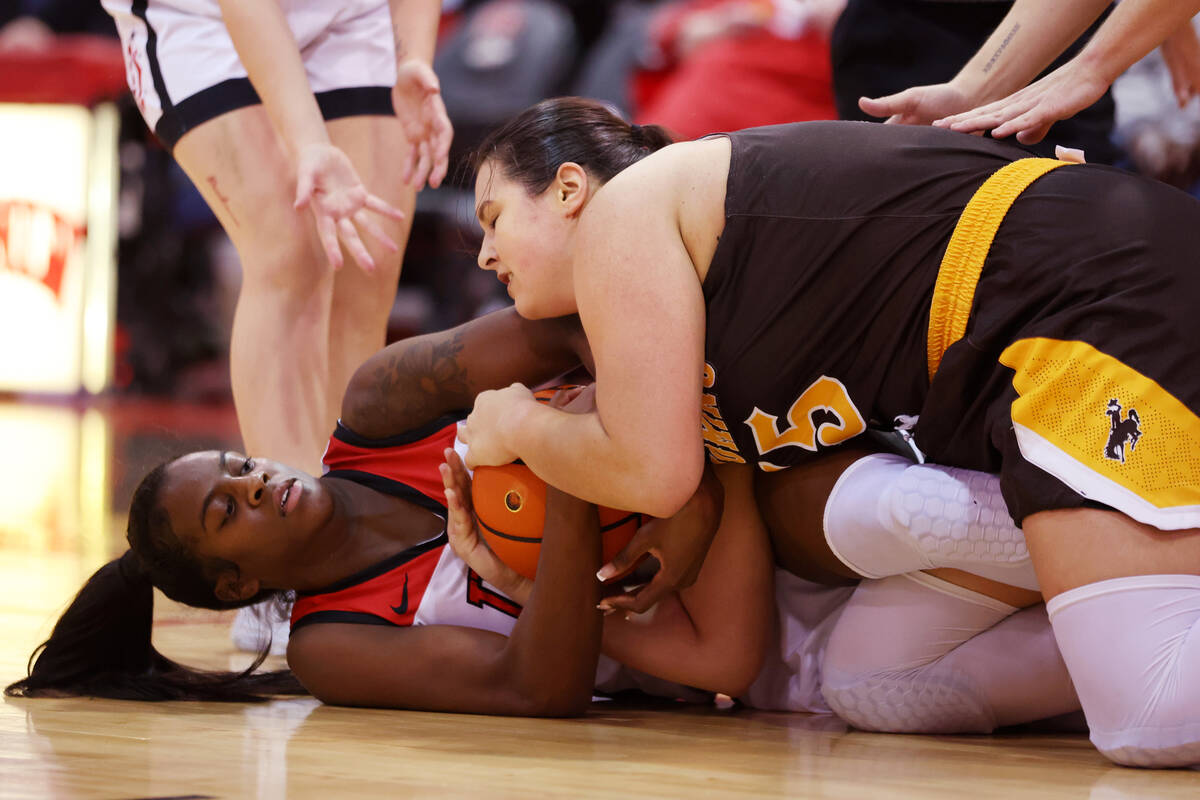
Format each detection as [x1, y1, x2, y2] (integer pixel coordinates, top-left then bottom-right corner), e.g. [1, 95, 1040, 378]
[102, 0, 397, 149]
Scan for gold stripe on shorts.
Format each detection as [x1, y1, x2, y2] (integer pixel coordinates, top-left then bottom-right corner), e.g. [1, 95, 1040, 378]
[1000, 337, 1200, 527]
[926, 157, 1075, 382]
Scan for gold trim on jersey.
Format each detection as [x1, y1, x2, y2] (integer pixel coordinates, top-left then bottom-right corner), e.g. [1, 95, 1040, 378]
[927, 158, 1075, 382]
[1001, 337, 1200, 529]
[702, 363, 746, 464]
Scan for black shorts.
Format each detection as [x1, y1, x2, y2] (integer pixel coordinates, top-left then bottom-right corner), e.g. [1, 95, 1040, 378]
[916, 164, 1200, 530]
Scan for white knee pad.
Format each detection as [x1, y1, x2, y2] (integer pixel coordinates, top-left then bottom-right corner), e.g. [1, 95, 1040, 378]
[820, 573, 1016, 734]
[824, 454, 1039, 591]
[1047, 575, 1200, 768]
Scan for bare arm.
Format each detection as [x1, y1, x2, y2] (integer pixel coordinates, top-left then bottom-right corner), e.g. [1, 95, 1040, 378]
[387, 0, 453, 187]
[216, 0, 327, 155]
[387, 0, 441, 64]
[949, 0, 1110, 104]
[444, 453, 771, 697]
[287, 486, 603, 716]
[464, 162, 707, 518]
[341, 308, 588, 438]
[600, 463, 773, 696]
[938, 0, 1200, 142]
[859, 0, 1111, 124]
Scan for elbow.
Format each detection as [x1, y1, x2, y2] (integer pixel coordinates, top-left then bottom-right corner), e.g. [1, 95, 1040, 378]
[499, 653, 595, 717]
[712, 646, 767, 699]
[510, 682, 593, 718]
[702, 619, 769, 698]
[634, 452, 705, 519]
[530, 695, 591, 718]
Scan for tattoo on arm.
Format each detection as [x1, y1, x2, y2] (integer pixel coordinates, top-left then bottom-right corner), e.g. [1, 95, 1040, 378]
[983, 23, 1021, 74]
[365, 329, 471, 430]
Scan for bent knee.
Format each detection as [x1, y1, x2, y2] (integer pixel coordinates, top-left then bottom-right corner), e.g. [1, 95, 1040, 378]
[821, 667, 997, 734]
[1047, 575, 1200, 768]
[233, 214, 333, 294]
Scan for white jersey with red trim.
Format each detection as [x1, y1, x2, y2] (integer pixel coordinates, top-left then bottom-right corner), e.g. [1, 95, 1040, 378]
[294, 416, 703, 700]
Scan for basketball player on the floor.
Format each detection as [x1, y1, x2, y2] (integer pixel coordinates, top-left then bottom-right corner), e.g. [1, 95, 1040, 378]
[9, 307, 1075, 732]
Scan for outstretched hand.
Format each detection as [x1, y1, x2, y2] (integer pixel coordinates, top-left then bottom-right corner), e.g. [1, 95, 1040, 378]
[393, 58, 453, 190]
[293, 142, 405, 272]
[932, 58, 1109, 144]
[858, 81, 975, 126]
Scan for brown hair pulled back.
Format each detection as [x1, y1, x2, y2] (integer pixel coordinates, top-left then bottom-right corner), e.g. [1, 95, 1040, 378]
[472, 97, 674, 195]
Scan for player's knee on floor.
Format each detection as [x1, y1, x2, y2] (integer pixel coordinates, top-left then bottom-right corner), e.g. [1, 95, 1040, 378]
[1047, 575, 1200, 768]
[821, 665, 998, 734]
[819, 573, 1016, 734]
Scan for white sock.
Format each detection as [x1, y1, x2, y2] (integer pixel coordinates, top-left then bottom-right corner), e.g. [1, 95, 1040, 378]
[1047, 575, 1200, 768]
[823, 454, 1039, 591]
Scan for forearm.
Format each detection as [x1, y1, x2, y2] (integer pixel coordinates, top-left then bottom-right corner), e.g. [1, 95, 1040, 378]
[600, 464, 770, 695]
[952, 0, 1111, 102]
[601, 598, 705, 681]
[1074, 0, 1200, 87]
[387, 0, 442, 64]
[511, 402, 703, 517]
[216, 0, 327, 153]
[501, 489, 602, 714]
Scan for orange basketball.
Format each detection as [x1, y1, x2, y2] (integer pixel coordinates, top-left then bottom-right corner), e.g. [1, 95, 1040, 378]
[471, 462, 643, 581]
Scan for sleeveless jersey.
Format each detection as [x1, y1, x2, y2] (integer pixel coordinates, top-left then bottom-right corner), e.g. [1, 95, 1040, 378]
[701, 121, 1022, 471]
[291, 416, 699, 699]
[702, 120, 1200, 530]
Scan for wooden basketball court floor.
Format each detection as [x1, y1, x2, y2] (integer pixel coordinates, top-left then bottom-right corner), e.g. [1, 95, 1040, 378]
[1, 398, 1197, 799]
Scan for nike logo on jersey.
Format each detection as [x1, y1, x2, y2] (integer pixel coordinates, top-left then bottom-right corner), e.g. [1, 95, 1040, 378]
[390, 574, 410, 616]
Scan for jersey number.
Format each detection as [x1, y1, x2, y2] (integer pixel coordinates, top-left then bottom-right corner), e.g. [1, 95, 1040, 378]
[466, 569, 521, 618]
[745, 376, 866, 456]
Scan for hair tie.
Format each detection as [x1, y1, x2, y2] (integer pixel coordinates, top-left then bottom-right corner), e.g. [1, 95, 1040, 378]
[117, 549, 151, 588]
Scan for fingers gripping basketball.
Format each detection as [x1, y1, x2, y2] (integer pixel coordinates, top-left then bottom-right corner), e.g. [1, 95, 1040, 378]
[471, 463, 642, 580]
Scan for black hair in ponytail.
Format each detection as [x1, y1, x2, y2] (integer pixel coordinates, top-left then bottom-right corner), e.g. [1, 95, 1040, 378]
[7, 461, 306, 702]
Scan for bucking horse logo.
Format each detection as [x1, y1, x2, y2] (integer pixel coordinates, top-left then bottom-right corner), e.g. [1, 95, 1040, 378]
[1104, 399, 1142, 464]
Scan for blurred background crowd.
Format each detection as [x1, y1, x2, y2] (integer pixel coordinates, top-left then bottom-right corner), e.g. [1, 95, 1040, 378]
[3, 0, 1199, 401]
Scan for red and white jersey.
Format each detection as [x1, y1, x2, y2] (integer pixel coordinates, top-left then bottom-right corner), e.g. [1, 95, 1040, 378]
[292, 417, 696, 699]
[293, 416, 522, 636]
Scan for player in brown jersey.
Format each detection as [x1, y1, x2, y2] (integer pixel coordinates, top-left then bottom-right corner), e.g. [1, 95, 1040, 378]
[462, 97, 1200, 766]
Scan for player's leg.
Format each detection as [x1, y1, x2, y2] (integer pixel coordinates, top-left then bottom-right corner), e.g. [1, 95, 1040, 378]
[755, 447, 873, 584]
[820, 572, 1076, 733]
[174, 107, 334, 474]
[758, 452, 1042, 601]
[1025, 510, 1200, 768]
[324, 114, 415, 429]
[821, 453, 1040, 591]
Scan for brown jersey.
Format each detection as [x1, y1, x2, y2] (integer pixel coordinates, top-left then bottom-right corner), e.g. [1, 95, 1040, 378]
[701, 121, 1023, 469]
[700, 121, 1200, 528]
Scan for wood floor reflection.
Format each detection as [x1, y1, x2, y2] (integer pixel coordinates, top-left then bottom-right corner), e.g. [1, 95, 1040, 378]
[1, 398, 1196, 799]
